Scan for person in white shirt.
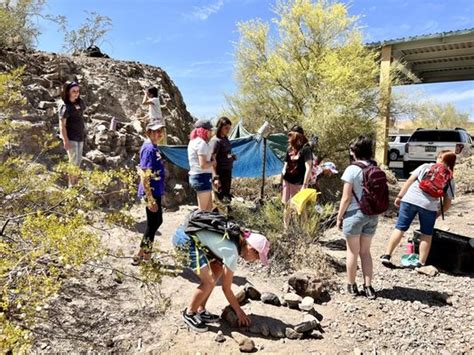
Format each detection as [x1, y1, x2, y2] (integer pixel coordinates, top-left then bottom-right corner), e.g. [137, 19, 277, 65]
[187, 120, 216, 211]
[142, 86, 166, 144]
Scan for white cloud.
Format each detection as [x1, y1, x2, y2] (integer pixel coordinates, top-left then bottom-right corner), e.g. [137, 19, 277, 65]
[184, 0, 225, 21]
[168, 60, 234, 79]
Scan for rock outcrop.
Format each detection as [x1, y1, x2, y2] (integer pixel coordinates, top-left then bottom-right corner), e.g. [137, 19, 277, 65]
[0, 47, 195, 205]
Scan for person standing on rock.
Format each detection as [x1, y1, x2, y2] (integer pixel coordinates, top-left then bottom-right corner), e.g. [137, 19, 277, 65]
[142, 86, 166, 144]
[59, 81, 87, 187]
[281, 125, 313, 227]
[380, 150, 456, 269]
[209, 117, 236, 203]
[336, 136, 380, 300]
[187, 120, 216, 211]
[132, 121, 166, 265]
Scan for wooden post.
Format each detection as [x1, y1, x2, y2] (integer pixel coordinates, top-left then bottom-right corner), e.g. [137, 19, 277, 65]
[260, 137, 267, 201]
[375, 45, 392, 165]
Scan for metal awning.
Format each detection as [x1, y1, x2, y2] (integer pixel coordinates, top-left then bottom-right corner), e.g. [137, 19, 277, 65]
[368, 28, 474, 84]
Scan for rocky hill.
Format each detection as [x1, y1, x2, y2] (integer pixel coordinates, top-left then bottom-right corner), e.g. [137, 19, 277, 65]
[1, 47, 194, 203]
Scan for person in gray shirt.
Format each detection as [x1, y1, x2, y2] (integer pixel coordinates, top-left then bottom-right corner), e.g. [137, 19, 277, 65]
[381, 150, 457, 269]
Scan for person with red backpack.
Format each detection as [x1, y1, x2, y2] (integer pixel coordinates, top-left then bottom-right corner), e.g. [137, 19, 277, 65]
[337, 136, 389, 299]
[380, 150, 456, 269]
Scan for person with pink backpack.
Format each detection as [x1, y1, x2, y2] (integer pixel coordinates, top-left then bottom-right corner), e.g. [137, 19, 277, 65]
[380, 150, 456, 269]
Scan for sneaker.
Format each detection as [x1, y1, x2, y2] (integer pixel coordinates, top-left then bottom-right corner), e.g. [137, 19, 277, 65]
[198, 309, 220, 324]
[182, 309, 208, 333]
[380, 254, 396, 269]
[346, 283, 359, 296]
[364, 285, 376, 300]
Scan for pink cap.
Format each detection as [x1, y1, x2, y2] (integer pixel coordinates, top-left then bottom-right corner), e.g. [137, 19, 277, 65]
[246, 233, 270, 266]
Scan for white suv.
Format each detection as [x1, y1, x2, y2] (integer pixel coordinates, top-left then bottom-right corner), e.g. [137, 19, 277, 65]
[388, 134, 411, 161]
[403, 128, 473, 176]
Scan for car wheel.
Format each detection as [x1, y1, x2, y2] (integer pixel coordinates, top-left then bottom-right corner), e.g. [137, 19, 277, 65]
[389, 149, 399, 161]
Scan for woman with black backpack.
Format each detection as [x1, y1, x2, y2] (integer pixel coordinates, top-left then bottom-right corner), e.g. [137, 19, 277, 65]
[336, 136, 387, 300]
[380, 150, 456, 269]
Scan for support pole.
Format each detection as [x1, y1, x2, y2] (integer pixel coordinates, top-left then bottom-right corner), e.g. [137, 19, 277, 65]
[260, 137, 267, 201]
[375, 45, 392, 166]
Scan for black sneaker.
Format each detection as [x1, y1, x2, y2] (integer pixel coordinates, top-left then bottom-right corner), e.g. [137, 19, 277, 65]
[347, 283, 359, 296]
[198, 309, 220, 324]
[364, 285, 376, 300]
[182, 309, 208, 333]
[380, 254, 396, 269]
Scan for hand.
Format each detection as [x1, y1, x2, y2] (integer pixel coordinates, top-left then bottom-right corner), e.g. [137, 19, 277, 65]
[213, 179, 221, 188]
[300, 184, 308, 191]
[63, 140, 71, 151]
[394, 197, 401, 208]
[336, 218, 343, 230]
[211, 160, 217, 167]
[148, 201, 158, 212]
[236, 309, 251, 327]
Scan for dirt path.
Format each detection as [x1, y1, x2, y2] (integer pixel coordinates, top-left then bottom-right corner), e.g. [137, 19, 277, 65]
[32, 196, 474, 354]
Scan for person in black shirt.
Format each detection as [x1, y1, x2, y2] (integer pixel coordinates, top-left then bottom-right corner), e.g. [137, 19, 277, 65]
[58, 81, 86, 187]
[282, 125, 313, 227]
[209, 117, 236, 202]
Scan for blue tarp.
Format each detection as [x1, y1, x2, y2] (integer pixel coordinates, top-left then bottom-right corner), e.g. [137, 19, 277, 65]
[159, 136, 284, 178]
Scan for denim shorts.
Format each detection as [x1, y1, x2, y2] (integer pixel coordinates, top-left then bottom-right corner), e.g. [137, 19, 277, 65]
[189, 173, 212, 193]
[395, 201, 437, 236]
[172, 229, 209, 271]
[343, 209, 379, 237]
[66, 140, 84, 167]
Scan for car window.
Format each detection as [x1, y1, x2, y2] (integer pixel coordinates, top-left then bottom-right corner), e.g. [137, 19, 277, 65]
[409, 131, 462, 142]
[400, 136, 410, 143]
[389, 136, 396, 142]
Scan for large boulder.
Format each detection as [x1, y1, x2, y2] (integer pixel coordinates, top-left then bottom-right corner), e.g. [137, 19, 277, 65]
[288, 272, 325, 301]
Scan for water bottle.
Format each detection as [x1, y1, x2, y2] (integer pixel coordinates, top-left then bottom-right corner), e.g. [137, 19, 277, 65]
[406, 240, 414, 254]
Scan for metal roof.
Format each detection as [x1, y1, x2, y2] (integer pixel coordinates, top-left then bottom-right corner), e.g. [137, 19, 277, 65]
[369, 28, 474, 84]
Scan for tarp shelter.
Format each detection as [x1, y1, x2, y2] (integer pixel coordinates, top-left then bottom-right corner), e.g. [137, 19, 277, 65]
[159, 135, 284, 178]
[230, 120, 288, 161]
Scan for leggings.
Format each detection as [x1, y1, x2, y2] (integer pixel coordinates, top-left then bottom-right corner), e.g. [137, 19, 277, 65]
[216, 168, 232, 200]
[140, 196, 163, 250]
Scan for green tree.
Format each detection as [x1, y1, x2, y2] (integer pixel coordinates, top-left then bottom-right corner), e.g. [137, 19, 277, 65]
[0, 0, 49, 48]
[227, 0, 384, 161]
[412, 102, 471, 129]
[58, 11, 112, 53]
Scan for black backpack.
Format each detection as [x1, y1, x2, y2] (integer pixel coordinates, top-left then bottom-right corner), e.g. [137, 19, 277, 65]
[183, 210, 243, 254]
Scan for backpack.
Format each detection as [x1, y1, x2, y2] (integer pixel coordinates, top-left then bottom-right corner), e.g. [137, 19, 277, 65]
[352, 161, 389, 216]
[419, 163, 453, 198]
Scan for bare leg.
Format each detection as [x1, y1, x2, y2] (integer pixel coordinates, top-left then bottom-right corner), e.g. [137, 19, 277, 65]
[197, 261, 223, 312]
[187, 266, 216, 314]
[197, 191, 213, 211]
[359, 235, 374, 286]
[418, 234, 432, 265]
[346, 236, 360, 284]
[385, 228, 405, 256]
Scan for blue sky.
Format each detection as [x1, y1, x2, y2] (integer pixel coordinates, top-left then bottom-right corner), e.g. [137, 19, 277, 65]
[37, 0, 474, 119]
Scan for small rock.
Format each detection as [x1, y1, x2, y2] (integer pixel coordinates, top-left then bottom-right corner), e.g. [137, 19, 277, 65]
[416, 265, 439, 277]
[222, 306, 239, 327]
[261, 292, 281, 306]
[309, 330, 323, 339]
[299, 296, 315, 311]
[105, 339, 114, 348]
[284, 293, 302, 309]
[235, 287, 247, 305]
[214, 330, 226, 343]
[285, 327, 303, 340]
[231, 332, 255, 352]
[245, 283, 261, 300]
[294, 314, 320, 333]
[288, 272, 324, 300]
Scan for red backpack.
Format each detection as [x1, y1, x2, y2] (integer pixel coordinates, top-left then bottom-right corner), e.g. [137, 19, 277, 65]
[352, 161, 389, 216]
[419, 163, 453, 198]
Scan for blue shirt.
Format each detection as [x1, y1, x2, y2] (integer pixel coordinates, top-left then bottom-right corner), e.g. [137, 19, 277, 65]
[138, 139, 165, 199]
